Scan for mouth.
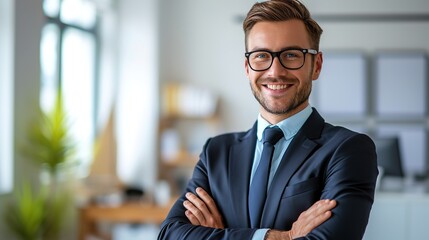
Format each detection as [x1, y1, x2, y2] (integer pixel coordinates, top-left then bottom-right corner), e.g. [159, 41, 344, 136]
[262, 81, 294, 92]
[265, 84, 290, 90]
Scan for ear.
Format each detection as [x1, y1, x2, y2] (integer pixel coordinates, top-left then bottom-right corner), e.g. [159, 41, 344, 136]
[311, 52, 323, 80]
[245, 58, 250, 78]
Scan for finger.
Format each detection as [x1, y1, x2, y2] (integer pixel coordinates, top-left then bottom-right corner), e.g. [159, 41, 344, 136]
[306, 208, 332, 228]
[291, 199, 336, 238]
[183, 199, 206, 224]
[196, 188, 221, 218]
[313, 199, 336, 217]
[304, 199, 336, 217]
[300, 200, 336, 232]
[185, 210, 200, 225]
[186, 192, 212, 217]
[299, 211, 332, 235]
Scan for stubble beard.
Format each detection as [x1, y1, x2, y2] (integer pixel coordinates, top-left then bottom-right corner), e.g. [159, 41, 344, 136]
[251, 78, 312, 115]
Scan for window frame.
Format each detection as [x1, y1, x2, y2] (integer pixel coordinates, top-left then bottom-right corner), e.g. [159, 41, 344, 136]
[0, 0, 14, 194]
[43, 0, 100, 96]
[41, 0, 100, 175]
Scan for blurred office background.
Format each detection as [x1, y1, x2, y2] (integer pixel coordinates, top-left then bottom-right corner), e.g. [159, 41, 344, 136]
[1, 0, 429, 239]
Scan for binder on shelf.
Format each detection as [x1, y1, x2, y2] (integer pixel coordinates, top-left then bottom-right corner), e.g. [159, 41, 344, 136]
[162, 83, 218, 118]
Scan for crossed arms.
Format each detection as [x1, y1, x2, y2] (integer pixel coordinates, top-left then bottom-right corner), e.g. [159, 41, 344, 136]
[184, 187, 336, 240]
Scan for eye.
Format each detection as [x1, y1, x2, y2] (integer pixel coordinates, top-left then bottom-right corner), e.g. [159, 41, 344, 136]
[281, 50, 302, 61]
[252, 51, 270, 60]
[284, 52, 299, 59]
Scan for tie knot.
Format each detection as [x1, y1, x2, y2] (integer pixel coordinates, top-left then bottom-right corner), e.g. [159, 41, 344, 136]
[263, 126, 284, 145]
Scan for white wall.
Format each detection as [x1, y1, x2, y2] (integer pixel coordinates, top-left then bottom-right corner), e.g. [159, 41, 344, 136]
[116, 0, 160, 190]
[304, 0, 429, 14]
[304, 0, 429, 51]
[364, 192, 429, 240]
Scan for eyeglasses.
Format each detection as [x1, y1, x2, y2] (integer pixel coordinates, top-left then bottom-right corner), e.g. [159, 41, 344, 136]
[245, 48, 318, 71]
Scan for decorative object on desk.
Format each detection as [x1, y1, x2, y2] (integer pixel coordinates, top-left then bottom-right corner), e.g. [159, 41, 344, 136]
[4, 91, 77, 240]
[92, 191, 124, 207]
[78, 106, 123, 205]
[124, 186, 145, 202]
[154, 180, 171, 206]
[160, 128, 181, 162]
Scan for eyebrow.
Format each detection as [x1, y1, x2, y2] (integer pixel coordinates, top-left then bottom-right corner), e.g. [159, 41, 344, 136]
[248, 46, 308, 52]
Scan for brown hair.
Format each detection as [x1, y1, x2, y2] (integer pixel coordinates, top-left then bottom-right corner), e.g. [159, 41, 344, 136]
[243, 0, 323, 51]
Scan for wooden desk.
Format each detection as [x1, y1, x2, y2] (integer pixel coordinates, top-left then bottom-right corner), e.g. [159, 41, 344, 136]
[79, 202, 171, 240]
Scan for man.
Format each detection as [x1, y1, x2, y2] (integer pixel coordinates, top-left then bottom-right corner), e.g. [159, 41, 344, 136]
[158, 0, 378, 239]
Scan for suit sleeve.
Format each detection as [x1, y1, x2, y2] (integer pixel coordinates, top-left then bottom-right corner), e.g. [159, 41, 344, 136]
[300, 133, 378, 240]
[157, 138, 257, 240]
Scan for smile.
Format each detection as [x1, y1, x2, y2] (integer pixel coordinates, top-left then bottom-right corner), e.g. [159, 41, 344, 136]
[266, 84, 289, 90]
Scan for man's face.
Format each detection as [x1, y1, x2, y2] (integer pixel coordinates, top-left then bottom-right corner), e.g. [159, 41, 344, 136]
[245, 20, 322, 123]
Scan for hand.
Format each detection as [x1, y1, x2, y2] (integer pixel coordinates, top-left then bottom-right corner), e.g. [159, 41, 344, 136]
[290, 199, 336, 238]
[266, 199, 336, 240]
[183, 187, 224, 229]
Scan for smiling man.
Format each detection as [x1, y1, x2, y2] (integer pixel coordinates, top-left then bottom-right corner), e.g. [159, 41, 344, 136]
[158, 1, 378, 239]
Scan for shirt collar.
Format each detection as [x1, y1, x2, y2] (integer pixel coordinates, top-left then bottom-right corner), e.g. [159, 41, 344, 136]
[257, 105, 313, 142]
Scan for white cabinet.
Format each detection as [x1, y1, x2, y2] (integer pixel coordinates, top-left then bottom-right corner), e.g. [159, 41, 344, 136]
[364, 191, 429, 240]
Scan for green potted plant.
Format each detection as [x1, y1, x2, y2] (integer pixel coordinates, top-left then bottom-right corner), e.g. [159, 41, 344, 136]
[4, 91, 77, 240]
[4, 183, 47, 240]
[26, 91, 76, 189]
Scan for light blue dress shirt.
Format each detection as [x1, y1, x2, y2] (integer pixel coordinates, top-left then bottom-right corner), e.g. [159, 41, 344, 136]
[251, 105, 313, 240]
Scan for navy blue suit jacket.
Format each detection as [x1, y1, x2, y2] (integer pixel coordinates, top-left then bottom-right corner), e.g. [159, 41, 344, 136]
[158, 109, 378, 240]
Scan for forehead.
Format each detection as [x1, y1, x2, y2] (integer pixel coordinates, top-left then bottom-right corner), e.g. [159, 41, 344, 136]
[247, 20, 311, 51]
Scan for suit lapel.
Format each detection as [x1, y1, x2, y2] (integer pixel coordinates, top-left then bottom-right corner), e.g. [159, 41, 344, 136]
[228, 123, 257, 227]
[261, 109, 325, 227]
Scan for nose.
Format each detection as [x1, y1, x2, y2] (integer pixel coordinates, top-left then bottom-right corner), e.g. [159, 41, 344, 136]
[267, 56, 288, 77]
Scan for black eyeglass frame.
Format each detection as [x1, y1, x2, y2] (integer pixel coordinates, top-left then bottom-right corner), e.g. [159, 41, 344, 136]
[245, 48, 318, 71]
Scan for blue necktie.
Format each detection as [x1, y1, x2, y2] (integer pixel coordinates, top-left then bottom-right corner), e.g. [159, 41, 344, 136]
[249, 126, 284, 228]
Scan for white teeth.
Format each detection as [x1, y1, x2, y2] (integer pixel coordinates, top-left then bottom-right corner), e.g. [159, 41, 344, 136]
[267, 84, 288, 90]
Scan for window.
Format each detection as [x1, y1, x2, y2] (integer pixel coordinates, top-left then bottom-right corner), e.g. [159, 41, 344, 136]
[41, 0, 99, 176]
[0, 0, 14, 194]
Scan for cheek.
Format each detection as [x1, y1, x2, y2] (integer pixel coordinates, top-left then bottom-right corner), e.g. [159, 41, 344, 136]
[248, 72, 261, 86]
[297, 65, 317, 83]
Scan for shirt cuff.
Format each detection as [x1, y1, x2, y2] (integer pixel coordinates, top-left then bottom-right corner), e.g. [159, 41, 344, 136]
[252, 228, 270, 240]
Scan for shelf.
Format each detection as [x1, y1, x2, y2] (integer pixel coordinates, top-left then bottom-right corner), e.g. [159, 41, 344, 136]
[160, 114, 219, 129]
[157, 98, 220, 195]
[161, 151, 199, 168]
